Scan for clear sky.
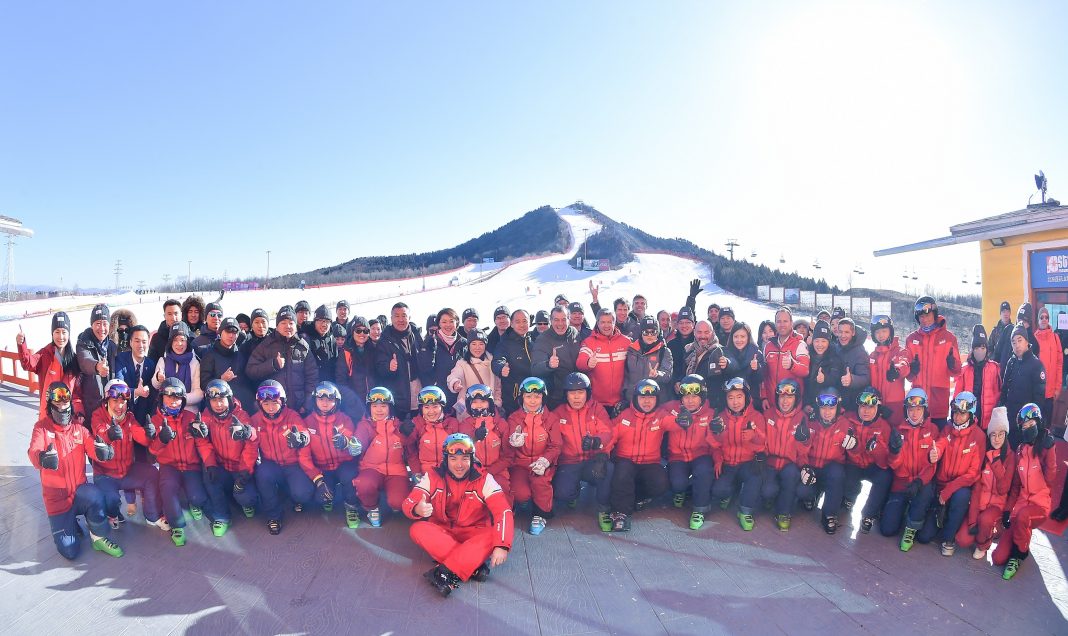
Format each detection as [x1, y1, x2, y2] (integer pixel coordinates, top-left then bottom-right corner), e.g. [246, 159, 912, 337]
[2, 1, 1066, 294]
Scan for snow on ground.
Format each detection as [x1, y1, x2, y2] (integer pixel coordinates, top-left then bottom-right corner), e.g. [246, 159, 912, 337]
[0, 206, 781, 351]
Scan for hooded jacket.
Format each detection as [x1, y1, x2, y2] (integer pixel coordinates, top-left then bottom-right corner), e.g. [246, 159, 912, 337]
[108, 309, 137, 355]
[622, 338, 673, 403]
[577, 328, 632, 406]
[834, 325, 872, 407]
[905, 315, 961, 420]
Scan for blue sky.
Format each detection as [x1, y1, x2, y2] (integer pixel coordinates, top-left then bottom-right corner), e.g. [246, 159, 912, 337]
[2, 2, 1066, 293]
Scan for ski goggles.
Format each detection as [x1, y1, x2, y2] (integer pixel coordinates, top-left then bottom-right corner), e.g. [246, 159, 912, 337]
[914, 301, 936, 315]
[678, 381, 704, 396]
[444, 437, 476, 456]
[48, 385, 72, 403]
[951, 397, 976, 413]
[775, 382, 799, 396]
[466, 386, 492, 401]
[520, 377, 546, 394]
[206, 385, 231, 400]
[366, 388, 393, 404]
[816, 393, 841, 408]
[856, 390, 881, 407]
[905, 394, 927, 408]
[641, 328, 659, 336]
[1018, 403, 1042, 422]
[106, 384, 132, 400]
[871, 315, 891, 329]
[256, 385, 283, 402]
[313, 388, 339, 401]
[418, 391, 445, 405]
[723, 377, 747, 393]
[635, 382, 659, 397]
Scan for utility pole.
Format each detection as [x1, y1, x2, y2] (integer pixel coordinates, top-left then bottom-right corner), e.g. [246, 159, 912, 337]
[725, 239, 740, 261]
[162, 274, 171, 290]
[582, 228, 588, 267]
[266, 250, 271, 289]
[187, 261, 192, 291]
[113, 259, 123, 291]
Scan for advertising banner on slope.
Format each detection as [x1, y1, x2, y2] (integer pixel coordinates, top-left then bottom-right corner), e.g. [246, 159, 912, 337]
[770, 287, 785, 304]
[852, 297, 871, 317]
[785, 288, 800, 305]
[872, 301, 892, 317]
[800, 291, 816, 308]
[816, 293, 833, 310]
[757, 285, 770, 301]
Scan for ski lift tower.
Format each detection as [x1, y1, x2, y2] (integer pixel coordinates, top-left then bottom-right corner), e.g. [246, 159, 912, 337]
[0, 215, 34, 301]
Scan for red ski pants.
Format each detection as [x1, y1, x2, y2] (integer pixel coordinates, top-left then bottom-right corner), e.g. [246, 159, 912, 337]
[509, 466, 554, 513]
[410, 522, 500, 581]
[354, 470, 409, 511]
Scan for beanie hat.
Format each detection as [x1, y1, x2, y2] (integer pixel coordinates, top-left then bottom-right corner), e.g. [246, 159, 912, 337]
[235, 313, 251, 326]
[812, 320, 833, 342]
[534, 310, 550, 325]
[720, 306, 735, 319]
[314, 304, 333, 321]
[987, 406, 1010, 438]
[467, 328, 488, 343]
[277, 305, 296, 324]
[1017, 302, 1033, 323]
[337, 300, 350, 310]
[1000, 301, 1011, 313]
[426, 315, 438, 331]
[1011, 321, 1029, 342]
[168, 321, 191, 343]
[462, 308, 478, 321]
[250, 308, 269, 323]
[567, 301, 584, 315]
[90, 304, 110, 325]
[831, 307, 846, 320]
[205, 302, 222, 314]
[677, 306, 696, 323]
[351, 316, 369, 330]
[331, 323, 348, 339]
[494, 305, 509, 318]
[972, 324, 988, 349]
[220, 317, 240, 333]
[376, 315, 388, 328]
[639, 316, 659, 334]
[51, 311, 71, 332]
[554, 294, 569, 305]
[816, 309, 831, 321]
[295, 300, 311, 313]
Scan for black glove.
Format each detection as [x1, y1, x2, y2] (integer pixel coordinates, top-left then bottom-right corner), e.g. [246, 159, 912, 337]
[39, 443, 59, 470]
[106, 419, 124, 442]
[909, 355, 920, 376]
[967, 524, 978, 536]
[946, 350, 956, 372]
[1040, 429, 1056, 451]
[158, 421, 176, 445]
[399, 418, 416, 437]
[609, 401, 627, 418]
[332, 426, 348, 450]
[800, 465, 817, 486]
[94, 436, 114, 462]
[886, 366, 900, 382]
[709, 416, 725, 435]
[190, 415, 209, 439]
[866, 435, 878, 453]
[142, 419, 157, 440]
[581, 434, 602, 451]
[314, 475, 333, 503]
[230, 417, 251, 441]
[676, 409, 692, 430]
[754, 451, 767, 462]
[205, 465, 221, 484]
[904, 478, 922, 499]
[793, 419, 810, 443]
[934, 501, 947, 529]
[1002, 510, 1011, 528]
[474, 421, 488, 441]
[590, 453, 609, 480]
[233, 470, 251, 494]
[888, 427, 904, 454]
[688, 279, 703, 299]
[285, 426, 309, 449]
[745, 420, 756, 431]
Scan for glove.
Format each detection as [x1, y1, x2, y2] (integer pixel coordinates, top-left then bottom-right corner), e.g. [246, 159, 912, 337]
[946, 350, 956, 372]
[332, 427, 348, 450]
[285, 426, 309, 449]
[885, 366, 900, 382]
[314, 475, 333, 503]
[39, 443, 59, 470]
[676, 409, 692, 430]
[106, 419, 124, 442]
[793, 419, 810, 443]
[688, 279, 703, 299]
[800, 465, 817, 486]
[967, 524, 978, 536]
[841, 428, 858, 451]
[398, 418, 416, 437]
[888, 427, 903, 454]
[909, 356, 920, 376]
[158, 421, 176, 445]
[581, 434, 602, 451]
[509, 428, 527, 448]
[190, 415, 209, 439]
[866, 435, 878, 453]
[530, 457, 550, 476]
[233, 470, 251, 494]
[474, 421, 488, 441]
[1002, 510, 1011, 528]
[754, 451, 767, 462]
[347, 434, 363, 456]
[934, 500, 947, 529]
[142, 420, 157, 440]
[709, 416, 725, 435]
[609, 401, 627, 418]
[590, 453, 609, 480]
[94, 436, 115, 462]
[905, 478, 923, 500]
[1040, 430, 1056, 451]
[205, 465, 221, 484]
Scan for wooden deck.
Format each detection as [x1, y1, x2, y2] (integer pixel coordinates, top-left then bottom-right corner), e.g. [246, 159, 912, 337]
[0, 385, 1065, 635]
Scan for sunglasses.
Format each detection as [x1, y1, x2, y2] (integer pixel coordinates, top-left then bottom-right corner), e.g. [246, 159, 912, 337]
[444, 440, 476, 456]
[775, 383, 798, 396]
[106, 384, 132, 400]
[206, 386, 230, 400]
[257, 386, 283, 401]
[207, 311, 223, 318]
[642, 329, 659, 336]
[816, 393, 841, 407]
[857, 391, 881, 407]
[1019, 403, 1042, 421]
[678, 382, 704, 396]
[354, 328, 370, 335]
[367, 390, 392, 404]
[48, 385, 72, 403]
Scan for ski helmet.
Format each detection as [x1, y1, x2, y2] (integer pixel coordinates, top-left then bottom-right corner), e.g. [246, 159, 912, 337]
[870, 314, 894, 345]
[632, 378, 661, 412]
[366, 386, 394, 405]
[46, 381, 73, 426]
[160, 377, 188, 416]
[104, 379, 132, 401]
[723, 376, 752, 411]
[564, 372, 592, 397]
[677, 374, 707, 407]
[313, 381, 342, 415]
[914, 296, 938, 323]
[441, 432, 479, 472]
[904, 387, 928, 424]
[206, 379, 236, 417]
[465, 384, 495, 416]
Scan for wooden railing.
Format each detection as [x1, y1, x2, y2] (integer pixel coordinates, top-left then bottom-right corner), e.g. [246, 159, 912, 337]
[0, 350, 38, 393]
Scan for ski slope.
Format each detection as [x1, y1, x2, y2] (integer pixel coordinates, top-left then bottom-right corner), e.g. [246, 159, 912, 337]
[0, 206, 783, 350]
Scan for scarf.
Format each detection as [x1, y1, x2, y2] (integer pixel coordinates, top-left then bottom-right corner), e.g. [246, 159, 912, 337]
[164, 348, 195, 392]
[685, 340, 715, 375]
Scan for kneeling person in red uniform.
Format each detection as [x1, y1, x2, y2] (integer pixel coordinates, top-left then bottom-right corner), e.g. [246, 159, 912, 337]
[955, 406, 1014, 560]
[458, 384, 514, 499]
[405, 433, 514, 597]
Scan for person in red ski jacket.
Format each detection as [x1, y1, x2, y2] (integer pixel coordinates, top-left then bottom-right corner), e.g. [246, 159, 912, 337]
[353, 385, 417, 527]
[709, 377, 767, 532]
[150, 377, 214, 546]
[16, 311, 84, 421]
[28, 382, 123, 559]
[663, 374, 722, 531]
[410, 386, 460, 476]
[916, 391, 987, 554]
[457, 384, 514, 498]
[796, 387, 856, 535]
[762, 308, 811, 411]
[993, 403, 1060, 580]
[89, 379, 164, 532]
[303, 381, 363, 529]
[953, 325, 1001, 431]
[1034, 306, 1063, 417]
[505, 377, 562, 536]
[842, 387, 894, 534]
[904, 296, 961, 426]
[549, 372, 615, 531]
[250, 379, 316, 536]
[405, 433, 513, 597]
[200, 379, 259, 533]
[605, 379, 674, 531]
[576, 310, 632, 407]
[955, 406, 1015, 560]
[879, 388, 945, 552]
[760, 378, 810, 531]
[867, 315, 909, 426]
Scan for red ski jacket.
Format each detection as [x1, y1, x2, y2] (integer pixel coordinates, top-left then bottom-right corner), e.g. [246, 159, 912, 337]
[711, 405, 766, 466]
[505, 409, 562, 467]
[355, 416, 413, 478]
[28, 417, 94, 515]
[662, 401, 721, 464]
[888, 420, 943, 491]
[934, 424, 986, 501]
[844, 414, 892, 470]
[150, 410, 213, 471]
[868, 338, 910, 408]
[304, 411, 358, 473]
[969, 449, 1015, 517]
[89, 407, 150, 478]
[904, 318, 961, 419]
[607, 406, 671, 465]
[203, 407, 258, 473]
[762, 407, 809, 470]
[404, 469, 514, 551]
[1008, 442, 1058, 515]
[804, 416, 851, 469]
[458, 413, 514, 478]
[412, 415, 460, 475]
[252, 409, 317, 479]
[576, 330, 632, 406]
[762, 332, 810, 405]
[952, 360, 1001, 430]
[551, 401, 614, 464]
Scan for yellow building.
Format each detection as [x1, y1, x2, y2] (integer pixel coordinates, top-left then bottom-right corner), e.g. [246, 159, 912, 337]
[875, 204, 1068, 328]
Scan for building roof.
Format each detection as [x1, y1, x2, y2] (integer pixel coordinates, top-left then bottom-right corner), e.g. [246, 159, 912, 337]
[874, 203, 1068, 256]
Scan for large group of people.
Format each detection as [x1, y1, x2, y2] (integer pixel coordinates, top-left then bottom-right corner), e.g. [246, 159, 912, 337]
[15, 279, 1065, 596]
